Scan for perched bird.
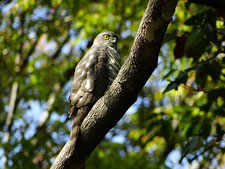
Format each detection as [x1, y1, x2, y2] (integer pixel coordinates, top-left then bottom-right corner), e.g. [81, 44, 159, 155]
[68, 31, 121, 152]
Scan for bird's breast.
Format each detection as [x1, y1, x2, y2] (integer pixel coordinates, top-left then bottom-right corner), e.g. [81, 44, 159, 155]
[106, 47, 121, 86]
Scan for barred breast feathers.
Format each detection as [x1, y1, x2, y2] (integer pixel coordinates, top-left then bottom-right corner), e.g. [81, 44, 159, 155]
[106, 46, 121, 86]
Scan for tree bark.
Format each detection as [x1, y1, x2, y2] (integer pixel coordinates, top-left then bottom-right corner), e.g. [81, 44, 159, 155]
[50, 0, 178, 168]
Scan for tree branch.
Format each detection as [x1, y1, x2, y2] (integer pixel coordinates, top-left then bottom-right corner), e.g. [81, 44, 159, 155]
[2, 25, 40, 168]
[20, 38, 39, 72]
[38, 84, 60, 127]
[3, 81, 19, 143]
[52, 34, 70, 60]
[51, 0, 178, 168]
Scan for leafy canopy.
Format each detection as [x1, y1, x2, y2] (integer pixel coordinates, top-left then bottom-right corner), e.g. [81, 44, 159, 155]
[0, 0, 225, 169]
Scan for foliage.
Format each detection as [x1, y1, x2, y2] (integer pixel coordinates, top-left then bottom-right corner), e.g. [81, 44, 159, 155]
[0, 0, 225, 169]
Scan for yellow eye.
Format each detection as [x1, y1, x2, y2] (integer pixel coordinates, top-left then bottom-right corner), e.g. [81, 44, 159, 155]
[104, 34, 110, 40]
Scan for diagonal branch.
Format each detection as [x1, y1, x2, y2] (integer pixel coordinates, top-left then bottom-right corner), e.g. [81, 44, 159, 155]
[51, 0, 178, 168]
[20, 38, 40, 72]
[52, 34, 70, 60]
[36, 83, 61, 132]
[3, 81, 19, 143]
[4, 37, 41, 141]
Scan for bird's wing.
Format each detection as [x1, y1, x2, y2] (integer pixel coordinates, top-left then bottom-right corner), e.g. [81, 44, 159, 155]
[68, 45, 109, 118]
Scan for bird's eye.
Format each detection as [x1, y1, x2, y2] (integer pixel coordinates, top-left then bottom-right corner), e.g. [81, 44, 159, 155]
[104, 34, 110, 40]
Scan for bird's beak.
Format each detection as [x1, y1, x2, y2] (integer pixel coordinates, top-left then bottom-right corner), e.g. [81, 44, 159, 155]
[112, 37, 117, 44]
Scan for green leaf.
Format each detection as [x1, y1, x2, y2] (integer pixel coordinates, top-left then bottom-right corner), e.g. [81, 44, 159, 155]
[185, 9, 213, 26]
[163, 30, 177, 43]
[163, 69, 175, 79]
[163, 82, 178, 94]
[204, 23, 217, 43]
[185, 29, 204, 50]
[185, 28, 210, 59]
[185, 136, 200, 152]
[217, 28, 225, 36]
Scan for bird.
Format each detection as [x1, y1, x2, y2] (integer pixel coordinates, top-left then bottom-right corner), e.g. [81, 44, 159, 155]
[68, 31, 121, 153]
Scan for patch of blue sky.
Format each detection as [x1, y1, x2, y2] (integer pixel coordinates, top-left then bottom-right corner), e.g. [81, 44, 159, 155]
[121, 20, 137, 38]
[12, 16, 20, 29]
[108, 97, 142, 144]
[20, 100, 69, 142]
[111, 135, 126, 144]
[0, 0, 15, 13]
[74, 39, 89, 56]
[0, 148, 4, 168]
[64, 81, 72, 99]
[50, 112, 67, 124]
[22, 101, 47, 139]
[61, 43, 72, 55]
[220, 135, 225, 147]
[166, 149, 190, 169]
[121, 30, 131, 39]
[31, 6, 48, 21]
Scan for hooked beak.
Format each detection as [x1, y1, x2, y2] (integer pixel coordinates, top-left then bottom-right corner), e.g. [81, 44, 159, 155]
[112, 37, 117, 44]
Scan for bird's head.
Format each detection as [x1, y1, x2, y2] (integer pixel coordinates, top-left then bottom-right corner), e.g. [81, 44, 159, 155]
[93, 31, 119, 50]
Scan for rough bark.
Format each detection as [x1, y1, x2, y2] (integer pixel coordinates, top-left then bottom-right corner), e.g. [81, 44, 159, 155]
[50, 0, 178, 168]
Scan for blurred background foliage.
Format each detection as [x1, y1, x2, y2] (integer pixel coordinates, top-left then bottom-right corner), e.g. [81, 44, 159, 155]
[0, 0, 225, 168]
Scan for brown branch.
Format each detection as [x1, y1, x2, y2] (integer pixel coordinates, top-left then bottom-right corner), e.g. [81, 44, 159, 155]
[3, 82, 19, 143]
[188, 0, 225, 9]
[2, 13, 26, 166]
[2, 81, 19, 169]
[50, 0, 178, 168]
[38, 84, 60, 127]
[4, 36, 40, 138]
[3, 50, 22, 144]
[51, 23, 72, 60]
[20, 38, 40, 72]
[30, 83, 61, 146]
[2, 21, 40, 167]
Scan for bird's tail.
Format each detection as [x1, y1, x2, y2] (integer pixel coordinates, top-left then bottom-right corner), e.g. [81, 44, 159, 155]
[68, 106, 90, 154]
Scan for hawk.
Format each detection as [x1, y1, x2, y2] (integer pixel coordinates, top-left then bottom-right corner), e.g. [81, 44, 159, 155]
[68, 32, 121, 152]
